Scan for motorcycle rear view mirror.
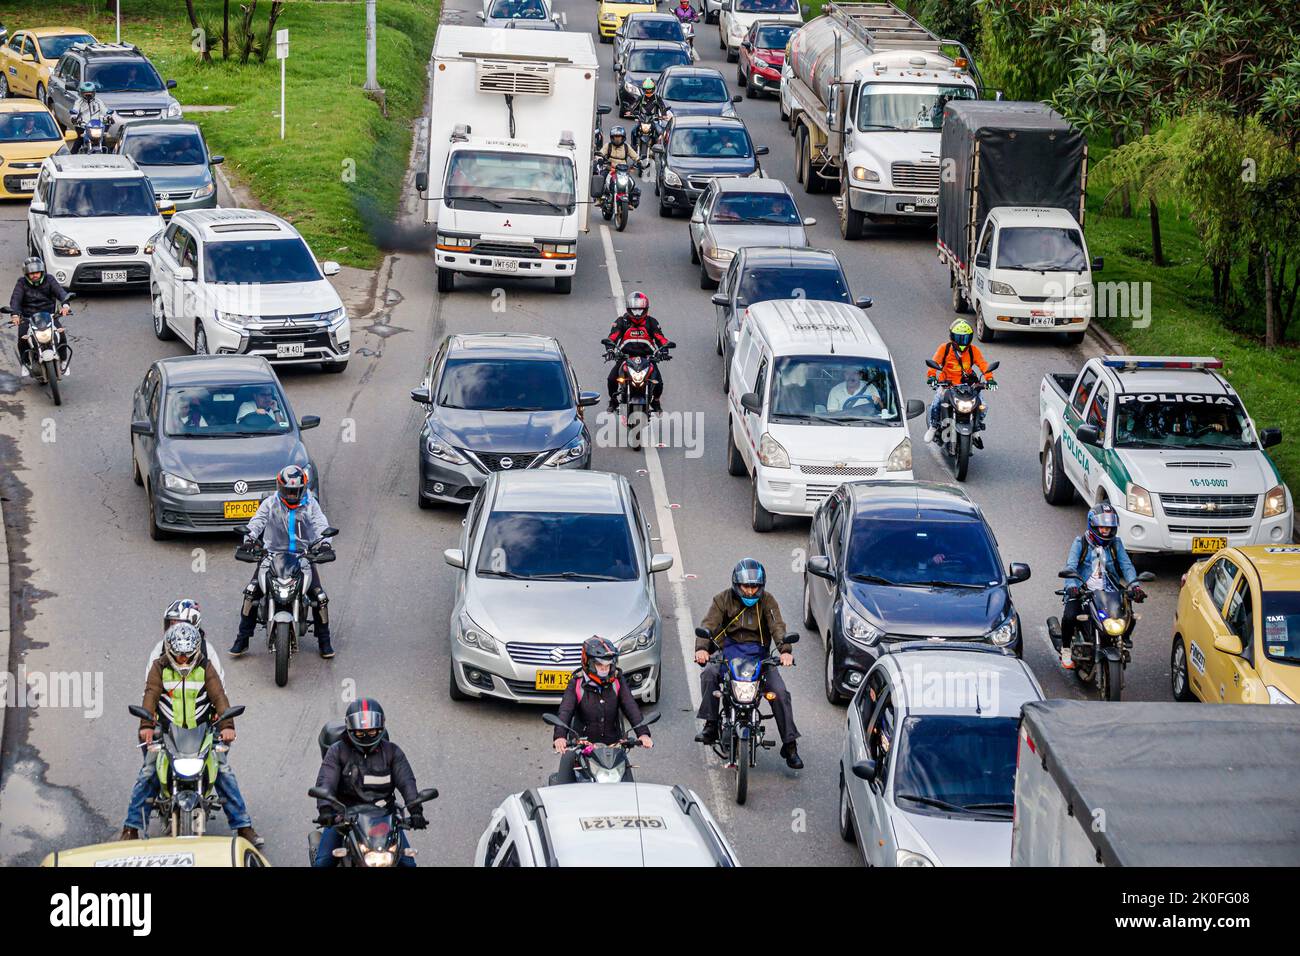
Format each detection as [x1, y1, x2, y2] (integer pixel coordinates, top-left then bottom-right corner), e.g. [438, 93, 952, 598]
[695, 626, 712, 641]
[234, 524, 250, 536]
[1138, 571, 1156, 582]
[600, 337, 614, 348]
[597, 104, 612, 115]
[732, 95, 743, 103]
[411, 788, 439, 807]
[925, 358, 942, 371]
[128, 704, 153, 722]
[783, 633, 800, 645]
[321, 527, 340, 538]
[219, 705, 246, 722]
[984, 360, 1000, 373]
[308, 786, 347, 810]
[638, 711, 662, 728]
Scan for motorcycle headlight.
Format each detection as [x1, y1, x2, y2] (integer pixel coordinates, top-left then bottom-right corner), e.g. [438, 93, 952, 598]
[167, 101, 183, 119]
[1126, 482, 1153, 517]
[842, 602, 883, 648]
[663, 168, 682, 187]
[273, 577, 296, 600]
[363, 850, 395, 867]
[1263, 484, 1287, 518]
[171, 757, 205, 778]
[1102, 617, 1126, 637]
[731, 680, 758, 703]
[757, 432, 789, 468]
[886, 437, 912, 472]
[591, 765, 624, 783]
[161, 471, 199, 495]
[987, 280, 1017, 296]
[617, 614, 656, 654]
[852, 166, 879, 183]
[1267, 685, 1295, 705]
[544, 434, 589, 467]
[425, 428, 468, 465]
[986, 616, 1017, 646]
[458, 612, 499, 655]
[144, 229, 163, 255]
[50, 232, 81, 257]
[953, 397, 977, 414]
[896, 849, 933, 867]
[34, 327, 54, 344]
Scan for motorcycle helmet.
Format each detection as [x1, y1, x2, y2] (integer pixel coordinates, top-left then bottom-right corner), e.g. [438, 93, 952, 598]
[949, 319, 974, 351]
[581, 636, 619, 685]
[164, 598, 202, 632]
[1086, 502, 1120, 546]
[609, 125, 626, 147]
[78, 81, 97, 101]
[731, 558, 766, 607]
[641, 78, 656, 96]
[22, 256, 44, 284]
[276, 464, 309, 509]
[625, 291, 649, 321]
[163, 622, 203, 676]
[344, 698, 387, 750]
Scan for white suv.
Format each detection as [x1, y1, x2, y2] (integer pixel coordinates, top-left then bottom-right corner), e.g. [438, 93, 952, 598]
[27, 154, 167, 290]
[149, 208, 350, 372]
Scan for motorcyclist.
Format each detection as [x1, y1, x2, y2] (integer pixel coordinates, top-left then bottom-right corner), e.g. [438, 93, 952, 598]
[69, 81, 114, 153]
[596, 125, 643, 209]
[604, 291, 672, 414]
[147, 598, 224, 682]
[673, 0, 700, 22]
[924, 319, 997, 447]
[552, 637, 653, 783]
[635, 78, 659, 120]
[313, 697, 426, 867]
[231, 464, 335, 659]
[119, 622, 262, 846]
[694, 559, 803, 769]
[1058, 502, 1145, 669]
[8, 257, 71, 379]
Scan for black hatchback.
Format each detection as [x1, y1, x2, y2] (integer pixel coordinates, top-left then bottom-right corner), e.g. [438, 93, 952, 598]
[652, 114, 768, 217]
[803, 481, 1031, 703]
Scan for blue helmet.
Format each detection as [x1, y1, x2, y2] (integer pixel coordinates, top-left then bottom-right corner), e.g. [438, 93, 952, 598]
[731, 558, 766, 607]
[1086, 502, 1119, 547]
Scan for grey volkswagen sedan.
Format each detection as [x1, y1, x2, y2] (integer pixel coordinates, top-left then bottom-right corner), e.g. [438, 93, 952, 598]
[130, 355, 321, 540]
[116, 119, 223, 211]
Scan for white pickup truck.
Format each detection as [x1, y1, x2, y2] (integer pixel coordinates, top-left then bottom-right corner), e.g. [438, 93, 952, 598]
[1039, 355, 1292, 555]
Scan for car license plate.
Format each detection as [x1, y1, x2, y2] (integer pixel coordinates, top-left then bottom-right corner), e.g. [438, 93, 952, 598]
[275, 342, 305, 359]
[101, 270, 128, 283]
[915, 195, 938, 207]
[223, 500, 261, 520]
[1192, 536, 1227, 554]
[20, 178, 37, 191]
[1030, 314, 1057, 327]
[534, 669, 572, 692]
[492, 257, 519, 273]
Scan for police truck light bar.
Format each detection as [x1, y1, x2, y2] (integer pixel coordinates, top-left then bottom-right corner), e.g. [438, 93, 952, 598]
[1101, 356, 1223, 371]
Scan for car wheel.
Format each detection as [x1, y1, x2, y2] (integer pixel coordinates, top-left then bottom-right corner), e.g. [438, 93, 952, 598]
[726, 418, 746, 477]
[699, 259, 716, 290]
[745, 74, 759, 99]
[417, 470, 434, 511]
[145, 482, 167, 541]
[689, 235, 699, 264]
[838, 769, 857, 844]
[0, 75, 9, 99]
[1171, 637, 1197, 702]
[151, 287, 175, 340]
[751, 476, 775, 532]
[659, 198, 673, 217]
[36, 83, 46, 107]
[824, 636, 845, 704]
[802, 575, 817, 629]
[130, 438, 143, 487]
[448, 664, 473, 701]
[1042, 438, 1073, 505]
[193, 323, 209, 356]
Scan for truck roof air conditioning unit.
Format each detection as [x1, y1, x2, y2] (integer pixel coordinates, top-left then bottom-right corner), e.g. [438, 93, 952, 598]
[477, 59, 555, 96]
[451, 124, 471, 142]
[558, 130, 576, 149]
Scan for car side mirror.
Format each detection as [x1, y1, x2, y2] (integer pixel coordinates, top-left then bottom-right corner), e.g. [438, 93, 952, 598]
[740, 392, 762, 415]
[1091, 257, 1103, 272]
[710, 293, 729, 307]
[210, 155, 225, 166]
[974, 252, 991, 269]
[650, 553, 674, 573]
[477, 11, 486, 19]
[806, 555, 834, 580]
[415, 171, 429, 193]
[803, 217, 816, 226]
[1260, 427, 1282, 449]
[443, 548, 467, 570]
[29, 200, 47, 216]
[322, 261, 341, 276]
[411, 387, 432, 404]
[578, 390, 600, 408]
[176, 266, 194, 282]
[1213, 633, 1244, 656]
[855, 297, 873, 309]
[166, 79, 178, 90]
[299, 415, 321, 430]
[755, 145, 769, 156]
[732, 95, 743, 103]
[905, 399, 925, 420]
[64, 129, 78, 143]
[1007, 562, 1031, 584]
[130, 419, 154, 437]
[1075, 423, 1103, 448]
[851, 759, 877, 781]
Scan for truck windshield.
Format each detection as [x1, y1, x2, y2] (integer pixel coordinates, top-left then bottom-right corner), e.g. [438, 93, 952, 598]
[444, 150, 575, 214]
[770, 356, 900, 424]
[1262, 593, 1300, 666]
[894, 717, 1018, 818]
[857, 83, 975, 132]
[1113, 395, 1256, 450]
[997, 226, 1088, 272]
[735, 0, 798, 12]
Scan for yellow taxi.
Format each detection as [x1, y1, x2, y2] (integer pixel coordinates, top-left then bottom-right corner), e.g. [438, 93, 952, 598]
[0, 27, 97, 101]
[41, 834, 270, 867]
[1172, 544, 1300, 705]
[597, 0, 659, 41]
[0, 100, 76, 199]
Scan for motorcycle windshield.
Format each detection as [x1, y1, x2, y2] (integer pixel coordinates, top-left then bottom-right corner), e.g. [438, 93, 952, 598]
[589, 746, 626, 771]
[1093, 587, 1125, 621]
[725, 645, 764, 681]
[30, 313, 55, 329]
[354, 808, 395, 847]
[269, 551, 304, 580]
[167, 725, 209, 758]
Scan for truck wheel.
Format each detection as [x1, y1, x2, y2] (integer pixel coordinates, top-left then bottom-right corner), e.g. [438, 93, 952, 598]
[751, 477, 775, 532]
[436, 267, 454, 293]
[1042, 439, 1073, 505]
[799, 128, 822, 195]
[839, 176, 865, 240]
[975, 306, 996, 342]
[951, 269, 969, 313]
[793, 128, 805, 183]
[699, 260, 716, 290]
[554, 276, 573, 294]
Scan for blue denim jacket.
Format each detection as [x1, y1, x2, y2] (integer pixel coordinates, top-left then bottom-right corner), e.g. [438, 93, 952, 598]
[1064, 534, 1137, 589]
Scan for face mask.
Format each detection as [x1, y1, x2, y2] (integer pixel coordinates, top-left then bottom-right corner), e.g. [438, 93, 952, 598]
[741, 595, 759, 607]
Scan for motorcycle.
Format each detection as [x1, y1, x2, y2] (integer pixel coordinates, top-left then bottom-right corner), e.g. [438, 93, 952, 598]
[234, 525, 338, 687]
[543, 711, 660, 784]
[308, 783, 438, 868]
[695, 627, 799, 805]
[596, 159, 645, 231]
[630, 104, 662, 155]
[924, 358, 998, 482]
[602, 337, 673, 450]
[77, 116, 112, 154]
[1, 302, 73, 406]
[126, 702, 246, 837]
[1047, 568, 1153, 700]
[680, 19, 697, 57]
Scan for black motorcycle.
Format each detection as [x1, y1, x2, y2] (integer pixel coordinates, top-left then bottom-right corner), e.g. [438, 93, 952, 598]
[543, 711, 660, 784]
[925, 358, 998, 482]
[596, 159, 644, 232]
[695, 627, 798, 805]
[234, 526, 338, 687]
[629, 104, 662, 155]
[602, 337, 673, 450]
[2, 302, 73, 405]
[308, 784, 438, 868]
[1048, 568, 1153, 700]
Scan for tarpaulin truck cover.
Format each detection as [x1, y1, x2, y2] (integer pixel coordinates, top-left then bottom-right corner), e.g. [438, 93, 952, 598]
[1015, 699, 1300, 866]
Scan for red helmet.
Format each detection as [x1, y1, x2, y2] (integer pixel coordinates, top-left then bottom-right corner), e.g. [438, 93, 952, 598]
[625, 291, 648, 322]
[276, 464, 310, 509]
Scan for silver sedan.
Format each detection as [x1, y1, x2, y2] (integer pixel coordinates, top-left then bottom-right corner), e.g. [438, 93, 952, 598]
[688, 176, 813, 288]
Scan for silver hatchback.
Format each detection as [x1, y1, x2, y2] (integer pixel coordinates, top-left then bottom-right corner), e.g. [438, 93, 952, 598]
[443, 470, 673, 704]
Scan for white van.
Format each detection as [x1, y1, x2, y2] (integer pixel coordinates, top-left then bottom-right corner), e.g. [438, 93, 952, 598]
[725, 299, 924, 531]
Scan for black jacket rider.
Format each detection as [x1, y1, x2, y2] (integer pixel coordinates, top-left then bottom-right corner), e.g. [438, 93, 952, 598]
[9, 274, 70, 366]
[553, 669, 651, 745]
[315, 737, 420, 815]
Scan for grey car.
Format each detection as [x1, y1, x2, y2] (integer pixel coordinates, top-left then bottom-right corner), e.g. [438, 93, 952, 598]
[688, 177, 813, 288]
[443, 470, 673, 704]
[479, 0, 560, 28]
[615, 39, 692, 116]
[130, 355, 321, 540]
[839, 644, 1044, 867]
[46, 43, 180, 138]
[614, 12, 688, 66]
[410, 333, 600, 507]
[658, 65, 741, 120]
[116, 120, 222, 211]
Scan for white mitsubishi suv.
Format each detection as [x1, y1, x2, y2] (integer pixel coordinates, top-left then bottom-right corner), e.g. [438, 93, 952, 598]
[27, 154, 168, 290]
[149, 208, 351, 372]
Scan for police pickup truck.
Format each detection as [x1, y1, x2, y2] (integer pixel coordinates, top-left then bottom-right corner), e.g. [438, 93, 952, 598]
[1038, 356, 1292, 554]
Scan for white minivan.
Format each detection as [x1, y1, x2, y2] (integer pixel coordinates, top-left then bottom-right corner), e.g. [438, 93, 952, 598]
[725, 298, 924, 531]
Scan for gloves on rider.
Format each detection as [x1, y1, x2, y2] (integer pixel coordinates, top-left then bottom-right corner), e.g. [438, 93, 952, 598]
[315, 811, 340, 827]
[408, 811, 429, 830]
[985, 379, 999, 390]
[1129, 584, 1147, 603]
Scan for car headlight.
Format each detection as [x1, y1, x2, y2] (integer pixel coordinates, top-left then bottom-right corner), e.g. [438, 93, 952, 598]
[171, 757, 205, 778]
[161, 471, 199, 495]
[425, 428, 468, 465]
[318, 306, 347, 326]
[215, 310, 257, 328]
[458, 613, 499, 655]
[1267, 685, 1295, 704]
[363, 850, 395, 867]
[986, 616, 1017, 646]
[757, 432, 789, 468]
[987, 280, 1017, 296]
[896, 849, 933, 867]
[1263, 484, 1288, 518]
[886, 437, 911, 472]
[662, 168, 682, 187]
[144, 230, 163, 255]
[841, 602, 883, 648]
[852, 166, 879, 183]
[705, 246, 734, 262]
[731, 680, 758, 703]
[1069, 283, 1092, 297]
[50, 232, 81, 257]
[1126, 482, 1153, 517]
[953, 397, 977, 414]
[1102, 617, 1126, 637]
[192, 180, 216, 200]
[167, 101, 183, 118]
[617, 614, 656, 654]
[602, 13, 617, 20]
[545, 433, 588, 467]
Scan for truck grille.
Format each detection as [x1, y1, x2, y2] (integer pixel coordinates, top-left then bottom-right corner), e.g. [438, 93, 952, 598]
[1168, 524, 1252, 536]
[505, 642, 581, 666]
[891, 162, 940, 191]
[1160, 494, 1257, 519]
[800, 465, 878, 477]
[471, 240, 541, 259]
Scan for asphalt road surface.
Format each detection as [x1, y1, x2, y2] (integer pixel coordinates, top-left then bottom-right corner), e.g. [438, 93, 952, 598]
[0, 0, 1192, 866]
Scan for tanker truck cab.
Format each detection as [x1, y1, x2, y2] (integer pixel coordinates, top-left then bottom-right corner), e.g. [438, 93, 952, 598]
[1039, 356, 1292, 555]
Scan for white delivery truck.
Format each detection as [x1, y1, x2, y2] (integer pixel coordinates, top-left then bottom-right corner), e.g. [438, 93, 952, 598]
[416, 27, 604, 295]
[783, 2, 981, 239]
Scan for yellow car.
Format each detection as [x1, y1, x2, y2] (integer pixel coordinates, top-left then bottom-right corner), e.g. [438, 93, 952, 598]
[1172, 544, 1300, 705]
[597, 0, 659, 40]
[0, 27, 97, 102]
[41, 834, 270, 867]
[0, 100, 76, 199]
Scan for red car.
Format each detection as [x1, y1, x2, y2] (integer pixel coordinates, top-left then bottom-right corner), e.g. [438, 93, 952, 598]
[736, 20, 797, 99]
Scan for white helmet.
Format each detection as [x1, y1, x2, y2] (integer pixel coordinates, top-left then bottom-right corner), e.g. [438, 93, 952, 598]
[163, 622, 203, 676]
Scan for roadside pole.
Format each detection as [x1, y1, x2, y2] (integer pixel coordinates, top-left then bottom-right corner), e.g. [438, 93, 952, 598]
[277, 29, 288, 140]
[364, 0, 381, 92]
[116, 0, 121, 43]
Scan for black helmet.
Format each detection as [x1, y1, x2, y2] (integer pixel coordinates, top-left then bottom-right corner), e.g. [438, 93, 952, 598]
[78, 81, 97, 100]
[581, 636, 619, 685]
[344, 698, 387, 751]
[23, 256, 44, 284]
[1086, 502, 1120, 546]
[609, 125, 626, 144]
[625, 291, 648, 321]
[276, 463, 309, 509]
[731, 558, 766, 607]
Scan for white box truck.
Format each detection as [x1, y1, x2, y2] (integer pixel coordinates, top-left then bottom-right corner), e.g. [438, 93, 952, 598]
[416, 27, 604, 295]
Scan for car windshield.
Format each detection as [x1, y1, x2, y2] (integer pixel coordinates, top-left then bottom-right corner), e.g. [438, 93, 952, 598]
[738, 265, 850, 305]
[996, 226, 1088, 272]
[489, 0, 547, 18]
[0, 110, 61, 143]
[894, 717, 1019, 817]
[1262, 592, 1300, 666]
[857, 83, 976, 131]
[1113, 395, 1256, 450]
[444, 149, 575, 214]
[754, 24, 796, 48]
[164, 383, 291, 437]
[204, 238, 322, 284]
[86, 60, 165, 93]
[711, 190, 800, 225]
[735, 0, 798, 12]
[121, 130, 206, 166]
[631, 19, 684, 40]
[39, 34, 96, 60]
[628, 48, 690, 72]
[661, 74, 728, 103]
[769, 356, 900, 424]
[669, 126, 753, 158]
[438, 357, 572, 412]
[50, 177, 156, 217]
[475, 511, 638, 581]
[847, 519, 1002, 587]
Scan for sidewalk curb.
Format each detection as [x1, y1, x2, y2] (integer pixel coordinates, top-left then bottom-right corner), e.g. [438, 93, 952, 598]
[0, 493, 11, 764]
